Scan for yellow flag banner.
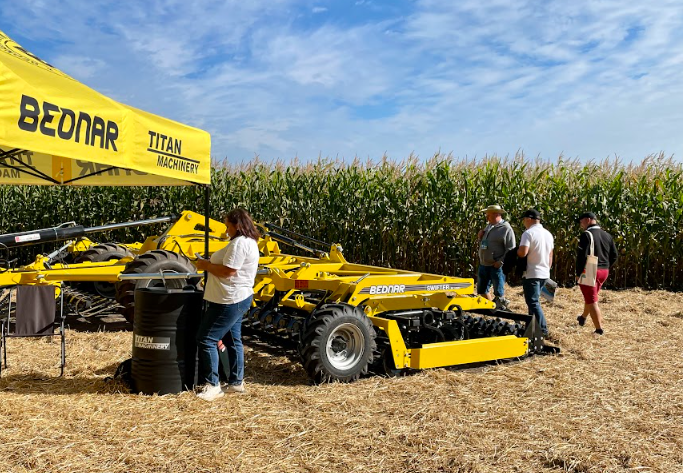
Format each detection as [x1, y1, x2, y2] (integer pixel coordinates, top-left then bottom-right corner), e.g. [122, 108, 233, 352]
[0, 30, 211, 185]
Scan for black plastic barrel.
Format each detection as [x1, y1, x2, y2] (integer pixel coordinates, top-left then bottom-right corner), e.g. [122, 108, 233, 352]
[131, 287, 203, 395]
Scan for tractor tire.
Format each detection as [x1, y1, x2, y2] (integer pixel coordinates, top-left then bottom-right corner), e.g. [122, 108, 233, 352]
[59, 252, 77, 264]
[73, 243, 134, 298]
[114, 250, 198, 323]
[298, 303, 376, 383]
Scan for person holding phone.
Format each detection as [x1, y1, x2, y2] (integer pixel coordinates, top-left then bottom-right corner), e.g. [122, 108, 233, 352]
[194, 208, 260, 401]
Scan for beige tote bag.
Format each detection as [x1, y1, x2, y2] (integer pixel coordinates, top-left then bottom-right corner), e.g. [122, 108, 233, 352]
[578, 231, 598, 287]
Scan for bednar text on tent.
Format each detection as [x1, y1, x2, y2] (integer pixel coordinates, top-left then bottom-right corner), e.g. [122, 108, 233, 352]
[17, 94, 119, 151]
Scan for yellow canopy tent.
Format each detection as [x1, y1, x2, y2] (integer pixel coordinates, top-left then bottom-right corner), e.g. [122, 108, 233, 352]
[0, 29, 213, 255]
[0, 29, 211, 186]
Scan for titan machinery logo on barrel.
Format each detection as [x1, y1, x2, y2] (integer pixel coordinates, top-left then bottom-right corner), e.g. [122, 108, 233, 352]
[134, 335, 171, 350]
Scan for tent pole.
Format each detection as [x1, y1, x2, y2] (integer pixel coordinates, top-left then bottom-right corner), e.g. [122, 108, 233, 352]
[204, 184, 210, 258]
[203, 184, 210, 289]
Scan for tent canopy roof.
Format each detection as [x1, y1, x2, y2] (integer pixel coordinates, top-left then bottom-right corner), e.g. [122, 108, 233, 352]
[0, 30, 211, 186]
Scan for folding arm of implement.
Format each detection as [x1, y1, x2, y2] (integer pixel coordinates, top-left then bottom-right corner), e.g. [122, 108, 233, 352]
[0, 210, 232, 322]
[0, 211, 228, 290]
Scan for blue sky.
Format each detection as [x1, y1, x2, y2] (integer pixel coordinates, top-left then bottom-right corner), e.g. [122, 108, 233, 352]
[3, 0, 683, 163]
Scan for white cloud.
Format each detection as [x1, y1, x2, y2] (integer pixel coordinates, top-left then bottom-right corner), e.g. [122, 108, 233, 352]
[2, 0, 683, 162]
[257, 24, 398, 102]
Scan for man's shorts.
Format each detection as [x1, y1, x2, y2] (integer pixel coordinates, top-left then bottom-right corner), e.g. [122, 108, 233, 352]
[579, 269, 609, 304]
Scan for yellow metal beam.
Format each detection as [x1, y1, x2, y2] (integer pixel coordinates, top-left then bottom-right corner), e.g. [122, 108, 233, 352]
[369, 316, 528, 370]
[40, 264, 127, 282]
[408, 336, 528, 369]
[362, 294, 495, 314]
[367, 316, 409, 368]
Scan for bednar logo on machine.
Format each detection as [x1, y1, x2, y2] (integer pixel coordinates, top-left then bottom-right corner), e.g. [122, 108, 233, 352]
[295, 280, 309, 289]
[134, 335, 171, 350]
[149, 131, 199, 175]
[359, 282, 471, 295]
[366, 284, 406, 295]
[17, 95, 119, 150]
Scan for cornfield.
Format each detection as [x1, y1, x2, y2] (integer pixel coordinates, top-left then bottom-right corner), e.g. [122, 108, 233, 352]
[0, 153, 681, 289]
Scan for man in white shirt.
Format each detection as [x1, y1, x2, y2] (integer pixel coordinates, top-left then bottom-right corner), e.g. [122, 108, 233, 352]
[517, 209, 554, 337]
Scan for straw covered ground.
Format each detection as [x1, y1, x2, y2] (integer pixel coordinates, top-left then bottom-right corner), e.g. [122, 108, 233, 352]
[0, 287, 681, 473]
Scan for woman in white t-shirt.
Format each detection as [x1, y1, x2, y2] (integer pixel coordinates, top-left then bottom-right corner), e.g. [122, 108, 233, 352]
[194, 208, 260, 401]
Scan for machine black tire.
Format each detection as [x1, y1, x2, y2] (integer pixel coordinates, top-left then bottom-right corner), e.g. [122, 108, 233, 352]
[380, 346, 407, 377]
[298, 303, 376, 383]
[114, 250, 198, 323]
[369, 335, 407, 378]
[59, 252, 78, 264]
[73, 243, 135, 298]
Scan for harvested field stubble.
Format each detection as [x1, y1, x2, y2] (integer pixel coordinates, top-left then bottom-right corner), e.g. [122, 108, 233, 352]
[0, 287, 681, 473]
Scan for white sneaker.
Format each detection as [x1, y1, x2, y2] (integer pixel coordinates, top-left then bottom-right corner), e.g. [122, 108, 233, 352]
[197, 384, 224, 401]
[222, 382, 245, 394]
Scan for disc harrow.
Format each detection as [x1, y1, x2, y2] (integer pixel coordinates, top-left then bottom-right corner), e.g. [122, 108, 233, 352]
[62, 286, 123, 318]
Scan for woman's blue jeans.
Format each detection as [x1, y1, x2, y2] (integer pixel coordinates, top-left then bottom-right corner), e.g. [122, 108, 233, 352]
[196, 296, 252, 387]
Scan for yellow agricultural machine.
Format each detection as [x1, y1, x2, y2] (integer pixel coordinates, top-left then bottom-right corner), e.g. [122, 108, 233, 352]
[244, 223, 558, 381]
[0, 214, 558, 383]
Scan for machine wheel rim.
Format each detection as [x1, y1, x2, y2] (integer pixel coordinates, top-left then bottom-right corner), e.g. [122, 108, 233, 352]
[325, 322, 365, 371]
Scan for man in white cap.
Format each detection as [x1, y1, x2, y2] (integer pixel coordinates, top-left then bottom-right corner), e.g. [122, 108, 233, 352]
[476, 204, 516, 310]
